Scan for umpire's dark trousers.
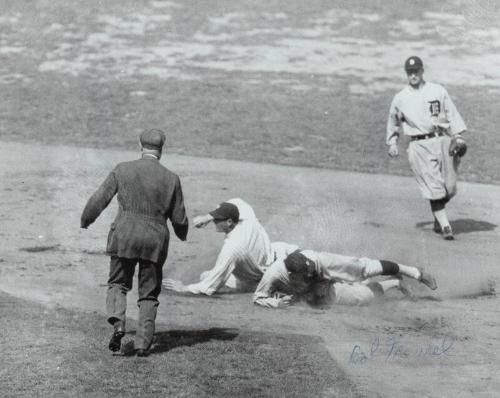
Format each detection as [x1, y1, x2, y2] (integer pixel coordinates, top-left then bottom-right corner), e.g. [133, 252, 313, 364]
[106, 256, 162, 351]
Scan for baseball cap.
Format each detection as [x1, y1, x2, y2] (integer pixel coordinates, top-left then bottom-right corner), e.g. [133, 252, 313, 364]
[140, 129, 166, 150]
[404, 56, 423, 72]
[284, 250, 313, 273]
[209, 202, 240, 223]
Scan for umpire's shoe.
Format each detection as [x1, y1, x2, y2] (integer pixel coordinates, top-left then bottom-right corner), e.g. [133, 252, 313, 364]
[442, 225, 454, 240]
[108, 328, 126, 352]
[419, 270, 438, 290]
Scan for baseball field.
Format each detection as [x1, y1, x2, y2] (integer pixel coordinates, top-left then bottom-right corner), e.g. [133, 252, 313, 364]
[1, 1, 499, 397]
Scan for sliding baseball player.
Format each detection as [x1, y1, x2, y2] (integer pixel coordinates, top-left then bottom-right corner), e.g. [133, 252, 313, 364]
[254, 249, 437, 308]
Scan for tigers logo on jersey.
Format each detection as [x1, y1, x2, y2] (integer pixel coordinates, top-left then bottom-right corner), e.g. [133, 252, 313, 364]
[428, 100, 441, 116]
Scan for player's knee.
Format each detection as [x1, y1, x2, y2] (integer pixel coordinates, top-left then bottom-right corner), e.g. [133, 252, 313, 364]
[379, 260, 400, 275]
[366, 282, 384, 297]
[362, 259, 383, 278]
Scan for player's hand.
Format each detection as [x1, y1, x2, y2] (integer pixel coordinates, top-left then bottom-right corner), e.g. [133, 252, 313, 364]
[388, 144, 399, 157]
[163, 278, 189, 293]
[193, 214, 213, 228]
[276, 294, 292, 308]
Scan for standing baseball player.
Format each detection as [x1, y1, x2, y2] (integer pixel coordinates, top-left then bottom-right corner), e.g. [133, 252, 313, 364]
[163, 198, 298, 295]
[254, 249, 438, 308]
[81, 129, 188, 356]
[386, 56, 467, 240]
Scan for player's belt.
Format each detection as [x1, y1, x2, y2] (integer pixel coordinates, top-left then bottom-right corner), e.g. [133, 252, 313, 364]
[410, 131, 444, 141]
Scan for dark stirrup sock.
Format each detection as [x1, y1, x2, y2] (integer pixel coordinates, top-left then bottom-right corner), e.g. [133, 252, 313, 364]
[379, 260, 400, 275]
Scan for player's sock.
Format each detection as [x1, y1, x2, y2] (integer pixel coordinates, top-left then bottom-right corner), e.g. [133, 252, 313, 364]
[379, 260, 400, 275]
[433, 209, 451, 230]
[396, 264, 421, 280]
[376, 260, 421, 280]
[362, 260, 383, 278]
[430, 199, 451, 231]
[377, 279, 400, 293]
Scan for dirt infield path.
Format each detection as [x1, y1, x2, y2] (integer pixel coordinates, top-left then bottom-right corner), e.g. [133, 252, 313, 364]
[1, 141, 499, 397]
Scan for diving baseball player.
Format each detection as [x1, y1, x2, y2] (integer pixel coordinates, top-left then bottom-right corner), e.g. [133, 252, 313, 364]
[163, 198, 298, 295]
[254, 249, 437, 308]
[386, 56, 467, 240]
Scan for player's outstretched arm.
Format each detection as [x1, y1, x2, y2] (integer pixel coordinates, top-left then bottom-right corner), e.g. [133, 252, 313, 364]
[163, 278, 192, 295]
[253, 292, 293, 309]
[192, 214, 214, 228]
[276, 294, 292, 308]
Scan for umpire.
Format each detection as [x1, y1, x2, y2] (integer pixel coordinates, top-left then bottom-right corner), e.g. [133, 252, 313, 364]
[81, 129, 188, 356]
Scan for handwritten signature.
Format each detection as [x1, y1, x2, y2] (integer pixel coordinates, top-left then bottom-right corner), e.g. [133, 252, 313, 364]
[348, 335, 456, 365]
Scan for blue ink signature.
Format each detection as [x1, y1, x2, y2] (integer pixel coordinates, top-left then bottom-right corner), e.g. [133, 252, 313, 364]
[348, 335, 456, 365]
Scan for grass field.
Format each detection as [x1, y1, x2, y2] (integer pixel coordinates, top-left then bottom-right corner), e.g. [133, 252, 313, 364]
[1, 0, 500, 183]
[0, 291, 360, 398]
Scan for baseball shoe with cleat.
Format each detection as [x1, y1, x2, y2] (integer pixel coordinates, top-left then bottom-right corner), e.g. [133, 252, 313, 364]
[108, 329, 125, 352]
[442, 225, 454, 240]
[419, 269, 438, 290]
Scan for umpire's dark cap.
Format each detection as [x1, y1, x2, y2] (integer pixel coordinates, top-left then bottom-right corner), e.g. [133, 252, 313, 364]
[284, 250, 313, 273]
[140, 129, 166, 150]
[404, 56, 423, 72]
[209, 202, 239, 223]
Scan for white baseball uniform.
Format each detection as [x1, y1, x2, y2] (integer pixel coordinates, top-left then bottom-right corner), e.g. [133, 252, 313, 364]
[386, 82, 467, 200]
[253, 250, 383, 308]
[186, 198, 297, 295]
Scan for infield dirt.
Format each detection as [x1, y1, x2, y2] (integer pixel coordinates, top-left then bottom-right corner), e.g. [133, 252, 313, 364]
[1, 141, 499, 397]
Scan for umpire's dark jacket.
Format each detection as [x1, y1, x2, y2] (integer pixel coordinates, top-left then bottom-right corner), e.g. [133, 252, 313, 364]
[81, 156, 188, 265]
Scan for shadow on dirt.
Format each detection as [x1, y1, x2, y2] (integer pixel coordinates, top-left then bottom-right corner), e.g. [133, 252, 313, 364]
[121, 327, 240, 356]
[153, 328, 240, 353]
[19, 244, 61, 253]
[416, 218, 497, 235]
[18, 245, 107, 256]
[118, 328, 240, 356]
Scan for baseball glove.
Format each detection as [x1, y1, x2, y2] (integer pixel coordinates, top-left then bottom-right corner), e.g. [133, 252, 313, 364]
[449, 136, 467, 157]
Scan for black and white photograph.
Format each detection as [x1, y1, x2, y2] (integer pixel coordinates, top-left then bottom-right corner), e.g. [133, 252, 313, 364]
[1, 1, 499, 397]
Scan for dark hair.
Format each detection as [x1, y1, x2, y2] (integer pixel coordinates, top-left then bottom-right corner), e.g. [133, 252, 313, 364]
[284, 251, 310, 273]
